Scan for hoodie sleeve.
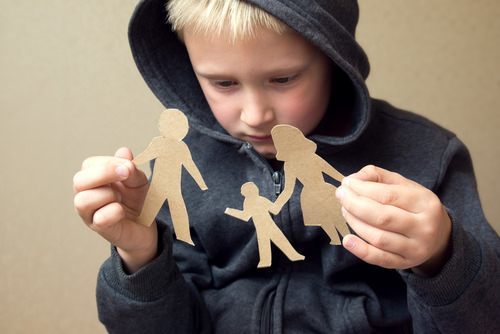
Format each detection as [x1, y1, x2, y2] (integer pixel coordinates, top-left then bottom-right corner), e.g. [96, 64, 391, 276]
[400, 136, 500, 333]
[96, 221, 213, 334]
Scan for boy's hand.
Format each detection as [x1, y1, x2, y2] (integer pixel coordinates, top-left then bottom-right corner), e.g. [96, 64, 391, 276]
[73, 147, 157, 273]
[336, 165, 452, 276]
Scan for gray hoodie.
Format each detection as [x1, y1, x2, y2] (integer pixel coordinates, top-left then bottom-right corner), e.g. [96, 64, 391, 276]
[96, 0, 500, 333]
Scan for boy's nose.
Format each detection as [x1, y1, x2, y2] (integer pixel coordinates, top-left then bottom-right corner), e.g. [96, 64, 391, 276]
[240, 91, 274, 127]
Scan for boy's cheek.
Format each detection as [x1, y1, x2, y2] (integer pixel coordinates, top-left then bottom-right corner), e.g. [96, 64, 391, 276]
[206, 101, 241, 129]
[198, 84, 238, 118]
[275, 94, 328, 133]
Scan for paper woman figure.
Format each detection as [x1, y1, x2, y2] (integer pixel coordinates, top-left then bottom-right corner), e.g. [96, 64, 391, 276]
[134, 109, 207, 245]
[271, 125, 349, 245]
[225, 182, 305, 268]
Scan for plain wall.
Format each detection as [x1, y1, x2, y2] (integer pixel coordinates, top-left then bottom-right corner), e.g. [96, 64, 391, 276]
[0, 1, 498, 333]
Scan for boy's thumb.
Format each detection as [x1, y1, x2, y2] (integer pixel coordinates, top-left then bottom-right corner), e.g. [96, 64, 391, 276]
[114, 147, 148, 188]
[114, 147, 134, 161]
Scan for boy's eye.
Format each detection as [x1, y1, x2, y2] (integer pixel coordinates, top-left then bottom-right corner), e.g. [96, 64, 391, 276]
[214, 80, 238, 88]
[270, 75, 297, 85]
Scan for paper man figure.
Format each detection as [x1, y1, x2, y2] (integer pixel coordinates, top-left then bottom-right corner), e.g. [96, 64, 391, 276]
[134, 109, 207, 245]
[225, 182, 305, 268]
[271, 125, 349, 245]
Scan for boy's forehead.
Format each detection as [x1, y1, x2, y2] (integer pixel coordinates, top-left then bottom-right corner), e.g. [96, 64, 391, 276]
[184, 27, 321, 74]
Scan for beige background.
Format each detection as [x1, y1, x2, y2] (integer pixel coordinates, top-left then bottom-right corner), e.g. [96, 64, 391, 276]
[0, 0, 498, 333]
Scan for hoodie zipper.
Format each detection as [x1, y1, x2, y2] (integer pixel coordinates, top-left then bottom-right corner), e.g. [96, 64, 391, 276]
[242, 144, 283, 333]
[241, 142, 283, 197]
[259, 171, 283, 334]
[272, 170, 283, 196]
[260, 289, 276, 334]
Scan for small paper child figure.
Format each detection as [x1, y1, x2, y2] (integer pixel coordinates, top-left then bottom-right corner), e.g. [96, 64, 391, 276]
[225, 182, 305, 268]
[270, 125, 349, 245]
[133, 108, 207, 245]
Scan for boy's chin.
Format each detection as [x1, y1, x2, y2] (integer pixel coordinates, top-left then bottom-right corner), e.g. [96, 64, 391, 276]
[257, 149, 277, 159]
[249, 142, 276, 159]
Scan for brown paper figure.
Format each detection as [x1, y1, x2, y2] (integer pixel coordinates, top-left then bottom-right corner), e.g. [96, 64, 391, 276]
[133, 109, 207, 245]
[270, 125, 349, 245]
[225, 182, 305, 268]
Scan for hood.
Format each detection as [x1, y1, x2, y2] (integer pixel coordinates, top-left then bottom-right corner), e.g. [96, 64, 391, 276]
[128, 0, 371, 146]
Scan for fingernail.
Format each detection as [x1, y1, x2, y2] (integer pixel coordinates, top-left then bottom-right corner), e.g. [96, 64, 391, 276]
[344, 237, 356, 249]
[342, 177, 351, 187]
[115, 164, 129, 178]
[93, 212, 103, 224]
[336, 186, 345, 199]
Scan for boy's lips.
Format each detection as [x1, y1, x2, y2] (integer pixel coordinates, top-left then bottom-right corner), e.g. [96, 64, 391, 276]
[246, 134, 272, 142]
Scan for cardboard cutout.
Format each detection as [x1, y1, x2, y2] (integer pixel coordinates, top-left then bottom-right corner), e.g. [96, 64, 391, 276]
[133, 109, 207, 245]
[225, 182, 305, 268]
[270, 125, 349, 245]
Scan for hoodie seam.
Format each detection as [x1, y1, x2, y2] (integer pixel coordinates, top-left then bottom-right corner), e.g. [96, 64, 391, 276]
[242, 0, 372, 147]
[376, 107, 454, 139]
[270, 0, 372, 143]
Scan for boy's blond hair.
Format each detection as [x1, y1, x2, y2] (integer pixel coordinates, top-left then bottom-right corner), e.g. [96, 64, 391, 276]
[166, 0, 288, 41]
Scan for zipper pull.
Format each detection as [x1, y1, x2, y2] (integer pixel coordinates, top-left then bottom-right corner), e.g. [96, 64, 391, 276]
[272, 171, 282, 196]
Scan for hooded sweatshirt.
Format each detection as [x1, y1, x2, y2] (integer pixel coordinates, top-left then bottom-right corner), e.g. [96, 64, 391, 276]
[96, 0, 500, 333]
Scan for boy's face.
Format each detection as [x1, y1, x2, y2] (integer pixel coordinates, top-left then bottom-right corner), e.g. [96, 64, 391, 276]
[183, 27, 332, 158]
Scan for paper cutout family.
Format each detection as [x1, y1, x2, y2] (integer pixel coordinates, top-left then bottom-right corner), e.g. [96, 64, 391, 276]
[134, 109, 348, 268]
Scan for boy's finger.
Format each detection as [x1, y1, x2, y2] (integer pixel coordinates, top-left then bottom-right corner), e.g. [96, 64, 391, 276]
[342, 234, 408, 269]
[121, 163, 149, 189]
[349, 165, 417, 187]
[341, 177, 421, 212]
[81, 156, 131, 170]
[336, 185, 413, 233]
[341, 207, 410, 255]
[73, 160, 135, 193]
[74, 186, 121, 225]
[91, 202, 126, 231]
[80, 147, 134, 170]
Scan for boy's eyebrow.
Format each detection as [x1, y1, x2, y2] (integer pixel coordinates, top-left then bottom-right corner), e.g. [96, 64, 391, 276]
[193, 63, 311, 79]
[193, 70, 236, 79]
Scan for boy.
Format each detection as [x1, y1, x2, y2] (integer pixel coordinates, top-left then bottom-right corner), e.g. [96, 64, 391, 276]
[73, 0, 499, 333]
